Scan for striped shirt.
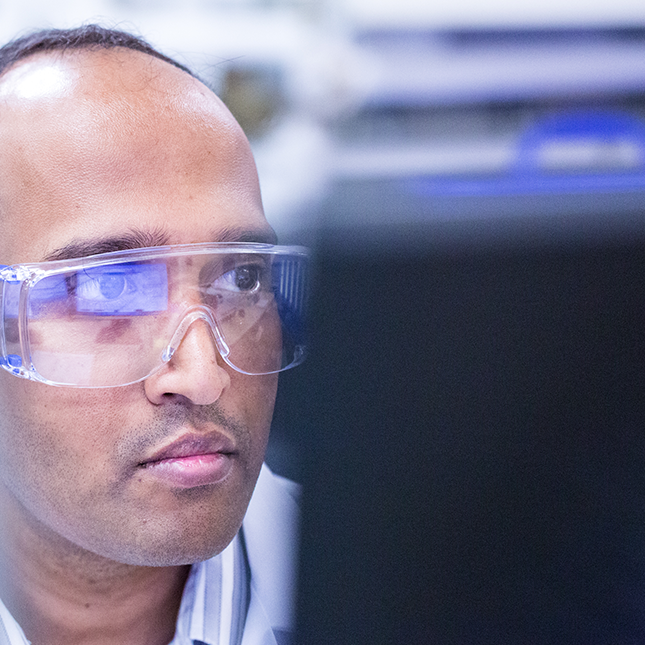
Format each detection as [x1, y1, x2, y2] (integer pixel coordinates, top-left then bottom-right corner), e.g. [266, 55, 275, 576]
[0, 465, 299, 645]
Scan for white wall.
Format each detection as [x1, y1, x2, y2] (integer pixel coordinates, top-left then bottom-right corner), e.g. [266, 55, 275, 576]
[343, 0, 645, 29]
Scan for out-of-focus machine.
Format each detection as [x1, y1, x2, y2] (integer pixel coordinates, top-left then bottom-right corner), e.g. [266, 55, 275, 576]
[284, 24, 645, 645]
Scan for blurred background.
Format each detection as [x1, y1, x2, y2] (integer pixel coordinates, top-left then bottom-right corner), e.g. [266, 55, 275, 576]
[3, 0, 645, 245]
[4, 2, 645, 643]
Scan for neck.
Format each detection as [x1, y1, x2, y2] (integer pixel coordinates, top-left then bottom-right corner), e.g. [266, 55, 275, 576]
[0, 488, 190, 645]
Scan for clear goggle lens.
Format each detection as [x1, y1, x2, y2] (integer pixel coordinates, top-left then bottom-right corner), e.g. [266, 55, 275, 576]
[0, 244, 308, 387]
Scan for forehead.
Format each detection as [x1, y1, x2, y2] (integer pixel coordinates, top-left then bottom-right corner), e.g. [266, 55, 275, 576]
[0, 48, 269, 264]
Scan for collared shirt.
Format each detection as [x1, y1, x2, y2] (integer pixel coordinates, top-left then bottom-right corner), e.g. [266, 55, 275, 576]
[0, 465, 299, 645]
[170, 533, 250, 645]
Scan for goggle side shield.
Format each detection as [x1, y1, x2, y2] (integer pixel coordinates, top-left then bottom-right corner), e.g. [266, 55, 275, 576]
[0, 243, 308, 387]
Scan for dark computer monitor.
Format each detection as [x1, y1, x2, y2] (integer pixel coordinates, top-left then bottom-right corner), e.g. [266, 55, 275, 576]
[289, 164, 645, 644]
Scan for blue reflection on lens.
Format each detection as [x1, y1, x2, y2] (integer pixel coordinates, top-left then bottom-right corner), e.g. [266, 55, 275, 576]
[76, 263, 168, 315]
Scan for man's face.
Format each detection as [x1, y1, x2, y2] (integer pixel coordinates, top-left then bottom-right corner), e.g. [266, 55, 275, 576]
[0, 48, 278, 566]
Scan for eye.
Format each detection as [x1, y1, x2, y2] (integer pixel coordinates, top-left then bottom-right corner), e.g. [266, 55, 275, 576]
[230, 265, 261, 292]
[77, 270, 129, 302]
[213, 264, 263, 293]
[97, 272, 127, 300]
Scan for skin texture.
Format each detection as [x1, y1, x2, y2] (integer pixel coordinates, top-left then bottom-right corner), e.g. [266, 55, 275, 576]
[0, 48, 279, 645]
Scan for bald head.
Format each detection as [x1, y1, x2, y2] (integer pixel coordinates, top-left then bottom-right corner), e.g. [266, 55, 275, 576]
[0, 46, 267, 264]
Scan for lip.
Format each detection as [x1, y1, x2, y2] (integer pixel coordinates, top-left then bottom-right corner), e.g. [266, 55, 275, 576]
[138, 432, 237, 489]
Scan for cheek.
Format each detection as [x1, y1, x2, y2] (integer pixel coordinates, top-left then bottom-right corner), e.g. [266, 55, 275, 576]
[228, 370, 278, 458]
[0, 373, 140, 439]
[241, 373, 279, 423]
[0, 375, 137, 504]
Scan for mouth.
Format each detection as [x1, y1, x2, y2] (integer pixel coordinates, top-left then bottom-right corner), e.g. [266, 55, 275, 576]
[138, 433, 237, 489]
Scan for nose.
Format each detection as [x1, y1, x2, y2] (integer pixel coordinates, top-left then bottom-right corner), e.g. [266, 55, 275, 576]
[143, 310, 231, 405]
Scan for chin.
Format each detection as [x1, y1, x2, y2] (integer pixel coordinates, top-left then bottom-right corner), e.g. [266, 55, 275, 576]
[104, 536, 236, 567]
[79, 514, 243, 567]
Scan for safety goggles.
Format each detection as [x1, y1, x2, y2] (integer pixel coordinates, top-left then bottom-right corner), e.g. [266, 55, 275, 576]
[0, 242, 308, 388]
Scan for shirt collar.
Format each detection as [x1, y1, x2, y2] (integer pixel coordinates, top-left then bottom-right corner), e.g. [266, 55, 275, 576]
[172, 532, 250, 645]
[241, 465, 300, 636]
[0, 600, 28, 645]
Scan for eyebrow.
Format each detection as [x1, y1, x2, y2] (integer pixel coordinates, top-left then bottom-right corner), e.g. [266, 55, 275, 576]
[44, 228, 170, 262]
[214, 226, 278, 245]
[43, 226, 278, 262]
